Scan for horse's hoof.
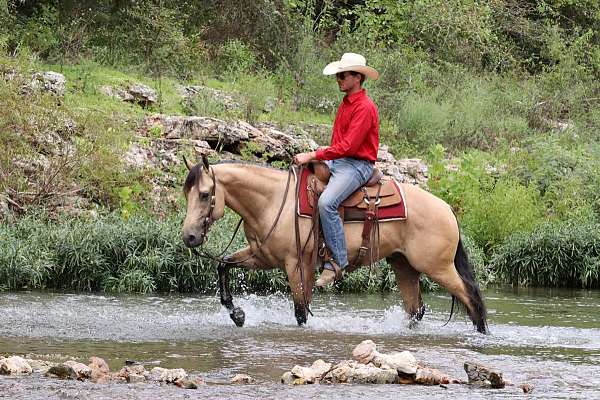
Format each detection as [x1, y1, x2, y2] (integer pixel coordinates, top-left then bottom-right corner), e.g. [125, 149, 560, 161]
[230, 307, 245, 327]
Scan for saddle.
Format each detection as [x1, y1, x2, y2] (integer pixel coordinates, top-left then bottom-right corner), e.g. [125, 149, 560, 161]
[296, 162, 407, 273]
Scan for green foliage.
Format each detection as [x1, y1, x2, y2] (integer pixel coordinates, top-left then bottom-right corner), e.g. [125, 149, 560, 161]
[429, 146, 543, 250]
[490, 221, 600, 288]
[217, 39, 258, 79]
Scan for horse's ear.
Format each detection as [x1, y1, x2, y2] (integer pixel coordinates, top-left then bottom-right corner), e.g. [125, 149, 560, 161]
[201, 154, 210, 171]
[183, 155, 194, 171]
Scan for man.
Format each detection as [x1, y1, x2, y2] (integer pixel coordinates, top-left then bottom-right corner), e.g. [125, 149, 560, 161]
[293, 53, 380, 287]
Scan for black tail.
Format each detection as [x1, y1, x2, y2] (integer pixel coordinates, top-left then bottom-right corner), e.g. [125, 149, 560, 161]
[451, 237, 489, 334]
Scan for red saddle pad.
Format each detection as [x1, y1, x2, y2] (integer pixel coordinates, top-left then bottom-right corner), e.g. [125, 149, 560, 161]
[296, 167, 407, 222]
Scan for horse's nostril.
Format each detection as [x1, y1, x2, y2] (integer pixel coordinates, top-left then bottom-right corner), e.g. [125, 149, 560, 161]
[187, 234, 196, 244]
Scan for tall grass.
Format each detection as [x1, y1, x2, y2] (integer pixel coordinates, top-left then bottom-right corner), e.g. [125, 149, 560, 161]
[490, 222, 600, 288]
[0, 211, 488, 294]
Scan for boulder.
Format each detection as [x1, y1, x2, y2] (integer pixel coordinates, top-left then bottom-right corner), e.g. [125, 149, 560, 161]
[0, 356, 33, 375]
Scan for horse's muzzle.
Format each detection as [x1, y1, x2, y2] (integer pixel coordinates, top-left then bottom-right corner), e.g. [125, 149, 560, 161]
[182, 232, 204, 248]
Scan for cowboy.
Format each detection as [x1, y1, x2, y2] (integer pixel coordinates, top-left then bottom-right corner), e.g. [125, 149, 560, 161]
[293, 53, 380, 287]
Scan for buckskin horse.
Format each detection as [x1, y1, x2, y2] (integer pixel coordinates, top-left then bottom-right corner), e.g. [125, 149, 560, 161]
[181, 156, 488, 334]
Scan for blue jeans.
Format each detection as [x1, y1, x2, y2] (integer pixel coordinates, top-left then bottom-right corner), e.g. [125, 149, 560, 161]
[319, 158, 374, 269]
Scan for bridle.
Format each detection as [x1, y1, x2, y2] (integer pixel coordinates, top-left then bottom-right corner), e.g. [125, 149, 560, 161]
[191, 165, 294, 265]
[189, 164, 313, 316]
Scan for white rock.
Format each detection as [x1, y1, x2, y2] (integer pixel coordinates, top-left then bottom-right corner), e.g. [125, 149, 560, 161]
[149, 367, 187, 383]
[0, 356, 33, 375]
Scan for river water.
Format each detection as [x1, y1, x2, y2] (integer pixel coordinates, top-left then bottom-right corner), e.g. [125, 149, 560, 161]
[0, 287, 599, 399]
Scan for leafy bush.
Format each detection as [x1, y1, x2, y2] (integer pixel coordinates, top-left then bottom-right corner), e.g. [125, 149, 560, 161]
[490, 221, 600, 288]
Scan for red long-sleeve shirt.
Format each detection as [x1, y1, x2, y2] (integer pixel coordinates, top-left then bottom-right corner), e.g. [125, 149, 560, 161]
[315, 89, 379, 161]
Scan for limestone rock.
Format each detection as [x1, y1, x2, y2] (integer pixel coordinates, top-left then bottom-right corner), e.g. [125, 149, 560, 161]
[178, 85, 242, 111]
[88, 356, 110, 383]
[31, 71, 66, 96]
[324, 360, 398, 384]
[117, 364, 148, 381]
[289, 360, 329, 384]
[352, 340, 417, 375]
[149, 367, 187, 383]
[25, 359, 57, 374]
[230, 373, 255, 384]
[127, 373, 146, 384]
[352, 340, 377, 364]
[63, 360, 92, 380]
[464, 362, 506, 389]
[0, 356, 33, 375]
[127, 84, 157, 106]
[100, 83, 157, 107]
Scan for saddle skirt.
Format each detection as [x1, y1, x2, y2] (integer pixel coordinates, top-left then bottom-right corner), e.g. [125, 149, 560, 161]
[296, 167, 407, 222]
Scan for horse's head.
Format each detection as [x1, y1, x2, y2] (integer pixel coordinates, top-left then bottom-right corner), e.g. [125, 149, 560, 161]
[181, 154, 224, 248]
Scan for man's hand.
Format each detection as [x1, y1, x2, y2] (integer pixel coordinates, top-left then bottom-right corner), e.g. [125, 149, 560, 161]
[293, 151, 316, 165]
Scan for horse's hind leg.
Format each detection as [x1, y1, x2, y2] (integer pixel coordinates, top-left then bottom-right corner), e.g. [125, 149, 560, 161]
[217, 263, 245, 327]
[387, 253, 425, 327]
[427, 263, 487, 334]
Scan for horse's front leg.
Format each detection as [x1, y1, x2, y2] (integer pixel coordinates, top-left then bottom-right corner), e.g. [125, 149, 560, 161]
[217, 263, 245, 327]
[285, 259, 315, 326]
[218, 246, 261, 327]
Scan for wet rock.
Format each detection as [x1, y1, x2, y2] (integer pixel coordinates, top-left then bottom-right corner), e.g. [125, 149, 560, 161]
[175, 377, 200, 389]
[324, 360, 398, 384]
[0, 356, 33, 375]
[63, 360, 92, 380]
[464, 362, 506, 389]
[520, 383, 534, 393]
[280, 371, 295, 384]
[352, 340, 417, 375]
[230, 373, 256, 384]
[413, 366, 457, 385]
[290, 359, 332, 384]
[46, 364, 78, 380]
[149, 367, 187, 383]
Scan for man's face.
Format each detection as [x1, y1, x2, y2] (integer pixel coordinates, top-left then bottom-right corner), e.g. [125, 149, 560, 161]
[336, 71, 361, 93]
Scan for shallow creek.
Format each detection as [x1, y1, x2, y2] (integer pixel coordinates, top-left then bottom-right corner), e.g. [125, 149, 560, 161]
[1, 286, 599, 399]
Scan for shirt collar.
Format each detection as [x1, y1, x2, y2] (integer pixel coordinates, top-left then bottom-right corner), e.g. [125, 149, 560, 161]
[343, 89, 366, 104]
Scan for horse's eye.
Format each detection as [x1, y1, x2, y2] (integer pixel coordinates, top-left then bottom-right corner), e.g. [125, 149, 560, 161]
[200, 192, 210, 201]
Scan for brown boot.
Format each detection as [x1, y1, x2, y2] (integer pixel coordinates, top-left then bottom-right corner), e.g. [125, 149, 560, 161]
[315, 268, 337, 287]
[316, 261, 344, 287]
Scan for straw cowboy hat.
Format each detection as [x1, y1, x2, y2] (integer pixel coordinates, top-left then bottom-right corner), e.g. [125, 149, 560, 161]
[323, 53, 379, 80]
